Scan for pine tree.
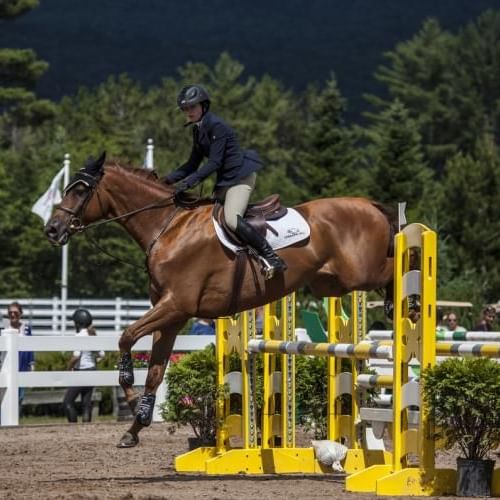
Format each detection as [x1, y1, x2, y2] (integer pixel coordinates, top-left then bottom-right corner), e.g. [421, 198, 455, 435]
[298, 75, 360, 199]
[363, 99, 434, 221]
[438, 133, 500, 300]
[0, 0, 55, 147]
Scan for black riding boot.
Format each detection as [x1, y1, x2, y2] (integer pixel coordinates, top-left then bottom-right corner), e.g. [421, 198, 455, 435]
[235, 215, 287, 279]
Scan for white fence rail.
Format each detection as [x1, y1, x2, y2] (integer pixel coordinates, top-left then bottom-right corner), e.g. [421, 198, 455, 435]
[0, 298, 151, 336]
[0, 329, 215, 426]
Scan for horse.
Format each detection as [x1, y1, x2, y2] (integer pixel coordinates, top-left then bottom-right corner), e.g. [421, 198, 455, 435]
[44, 153, 396, 448]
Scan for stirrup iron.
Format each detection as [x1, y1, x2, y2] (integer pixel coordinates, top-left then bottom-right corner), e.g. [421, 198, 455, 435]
[258, 256, 276, 280]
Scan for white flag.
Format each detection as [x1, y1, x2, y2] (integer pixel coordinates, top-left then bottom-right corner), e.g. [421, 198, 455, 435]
[31, 166, 65, 225]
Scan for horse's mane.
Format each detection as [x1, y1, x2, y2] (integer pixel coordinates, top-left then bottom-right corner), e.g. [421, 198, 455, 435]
[104, 160, 171, 190]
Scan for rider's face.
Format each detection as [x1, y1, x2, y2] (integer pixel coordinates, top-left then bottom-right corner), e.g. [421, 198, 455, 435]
[181, 103, 203, 123]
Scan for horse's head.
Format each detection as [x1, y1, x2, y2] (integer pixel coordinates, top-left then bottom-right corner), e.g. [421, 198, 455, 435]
[45, 152, 106, 246]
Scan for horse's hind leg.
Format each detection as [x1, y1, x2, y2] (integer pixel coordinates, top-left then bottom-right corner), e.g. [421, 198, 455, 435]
[118, 324, 182, 448]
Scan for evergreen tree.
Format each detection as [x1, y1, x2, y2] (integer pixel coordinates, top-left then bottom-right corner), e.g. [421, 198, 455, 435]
[0, 0, 55, 148]
[298, 75, 360, 199]
[366, 18, 459, 170]
[438, 133, 500, 300]
[363, 99, 434, 221]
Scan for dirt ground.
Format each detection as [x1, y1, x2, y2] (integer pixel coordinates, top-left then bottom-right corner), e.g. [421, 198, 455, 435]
[0, 422, 497, 500]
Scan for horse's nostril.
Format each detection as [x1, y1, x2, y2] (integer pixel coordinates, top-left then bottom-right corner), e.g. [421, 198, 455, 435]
[44, 224, 59, 241]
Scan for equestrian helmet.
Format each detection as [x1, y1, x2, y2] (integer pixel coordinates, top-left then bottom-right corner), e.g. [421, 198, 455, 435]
[177, 84, 210, 110]
[72, 308, 93, 329]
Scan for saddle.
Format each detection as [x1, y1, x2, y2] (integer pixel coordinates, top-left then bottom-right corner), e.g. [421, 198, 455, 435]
[213, 194, 288, 245]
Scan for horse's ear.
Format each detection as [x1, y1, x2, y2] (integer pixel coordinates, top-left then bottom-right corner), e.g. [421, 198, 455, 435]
[96, 151, 106, 169]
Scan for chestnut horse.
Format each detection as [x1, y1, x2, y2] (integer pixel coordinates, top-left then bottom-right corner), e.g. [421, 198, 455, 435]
[45, 154, 395, 448]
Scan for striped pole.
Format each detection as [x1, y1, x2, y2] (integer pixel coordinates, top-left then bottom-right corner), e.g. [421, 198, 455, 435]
[369, 331, 500, 342]
[247, 339, 393, 360]
[436, 331, 500, 342]
[436, 342, 500, 358]
[357, 374, 393, 388]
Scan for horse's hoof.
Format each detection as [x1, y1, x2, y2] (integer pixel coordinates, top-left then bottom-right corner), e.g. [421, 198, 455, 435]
[117, 432, 139, 448]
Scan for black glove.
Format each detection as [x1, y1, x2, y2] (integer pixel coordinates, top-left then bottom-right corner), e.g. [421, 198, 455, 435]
[163, 175, 175, 185]
[175, 180, 190, 195]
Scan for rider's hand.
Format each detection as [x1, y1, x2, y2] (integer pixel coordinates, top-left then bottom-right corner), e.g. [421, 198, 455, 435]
[175, 180, 190, 195]
[162, 175, 175, 185]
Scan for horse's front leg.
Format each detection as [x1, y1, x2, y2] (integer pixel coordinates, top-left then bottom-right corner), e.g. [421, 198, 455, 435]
[117, 323, 184, 448]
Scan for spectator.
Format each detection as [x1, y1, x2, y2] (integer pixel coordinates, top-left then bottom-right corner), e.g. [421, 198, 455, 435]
[188, 318, 215, 335]
[63, 309, 104, 423]
[6, 302, 35, 410]
[473, 306, 496, 332]
[436, 309, 447, 332]
[255, 306, 264, 336]
[408, 301, 421, 324]
[444, 312, 467, 333]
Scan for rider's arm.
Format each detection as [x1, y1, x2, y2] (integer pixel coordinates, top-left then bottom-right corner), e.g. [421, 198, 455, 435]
[164, 145, 203, 184]
[182, 123, 228, 188]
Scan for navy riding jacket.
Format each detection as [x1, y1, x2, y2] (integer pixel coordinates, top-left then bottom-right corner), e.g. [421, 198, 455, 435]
[165, 112, 263, 189]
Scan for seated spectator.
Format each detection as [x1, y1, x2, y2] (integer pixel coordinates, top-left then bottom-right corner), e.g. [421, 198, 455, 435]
[189, 318, 215, 335]
[445, 312, 466, 333]
[436, 309, 447, 332]
[473, 306, 496, 332]
[408, 302, 421, 324]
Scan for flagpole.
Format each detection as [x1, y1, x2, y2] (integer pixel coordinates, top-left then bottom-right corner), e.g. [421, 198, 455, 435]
[61, 153, 70, 335]
[144, 138, 154, 169]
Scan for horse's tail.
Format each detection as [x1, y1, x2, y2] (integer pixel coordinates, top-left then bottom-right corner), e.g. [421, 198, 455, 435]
[371, 201, 397, 257]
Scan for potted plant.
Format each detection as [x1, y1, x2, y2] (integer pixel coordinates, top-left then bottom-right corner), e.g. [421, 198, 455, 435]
[422, 357, 500, 496]
[161, 344, 220, 449]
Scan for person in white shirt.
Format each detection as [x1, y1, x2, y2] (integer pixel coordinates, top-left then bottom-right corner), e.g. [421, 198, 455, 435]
[63, 309, 104, 422]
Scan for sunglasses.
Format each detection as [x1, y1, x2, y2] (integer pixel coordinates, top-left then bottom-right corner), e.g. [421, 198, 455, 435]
[8, 311, 20, 317]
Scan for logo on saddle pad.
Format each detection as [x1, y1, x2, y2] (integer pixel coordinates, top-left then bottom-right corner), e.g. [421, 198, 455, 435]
[213, 208, 310, 254]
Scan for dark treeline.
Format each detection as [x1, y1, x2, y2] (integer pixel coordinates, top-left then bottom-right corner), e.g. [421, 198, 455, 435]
[1, 7, 500, 320]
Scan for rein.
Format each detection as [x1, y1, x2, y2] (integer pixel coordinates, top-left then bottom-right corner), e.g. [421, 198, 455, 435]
[71, 195, 177, 232]
[63, 191, 178, 271]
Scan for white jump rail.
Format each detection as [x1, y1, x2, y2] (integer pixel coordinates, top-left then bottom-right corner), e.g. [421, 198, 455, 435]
[0, 329, 215, 426]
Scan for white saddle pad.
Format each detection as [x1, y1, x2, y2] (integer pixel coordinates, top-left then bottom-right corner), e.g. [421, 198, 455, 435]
[213, 208, 310, 254]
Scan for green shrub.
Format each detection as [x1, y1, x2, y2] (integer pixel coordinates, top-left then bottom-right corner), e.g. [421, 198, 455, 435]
[161, 344, 221, 442]
[422, 357, 500, 459]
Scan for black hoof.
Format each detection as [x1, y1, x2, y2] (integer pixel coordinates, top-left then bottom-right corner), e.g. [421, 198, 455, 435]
[117, 431, 139, 448]
[135, 394, 156, 427]
[118, 352, 134, 386]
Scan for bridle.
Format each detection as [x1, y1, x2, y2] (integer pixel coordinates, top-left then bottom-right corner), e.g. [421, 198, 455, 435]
[56, 168, 178, 269]
[57, 169, 176, 233]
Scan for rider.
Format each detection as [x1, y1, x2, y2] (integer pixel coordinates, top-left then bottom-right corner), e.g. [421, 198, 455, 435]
[163, 84, 287, 278]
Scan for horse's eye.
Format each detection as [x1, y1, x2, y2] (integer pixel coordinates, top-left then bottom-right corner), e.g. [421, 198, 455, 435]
[74, 185, 88, 196]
